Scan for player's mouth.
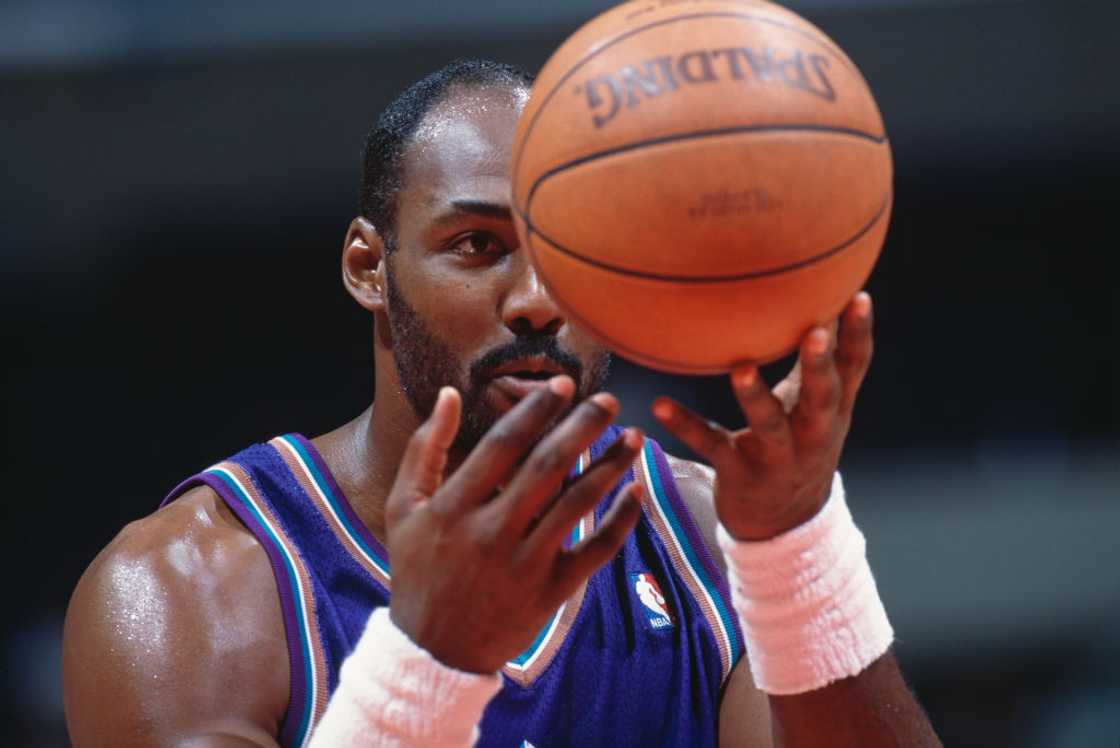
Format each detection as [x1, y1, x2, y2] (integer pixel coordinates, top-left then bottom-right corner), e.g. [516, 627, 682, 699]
[487, 357, 569, 409]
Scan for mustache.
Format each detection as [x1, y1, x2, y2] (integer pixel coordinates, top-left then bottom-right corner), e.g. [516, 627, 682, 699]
[469, 335, 584, 388]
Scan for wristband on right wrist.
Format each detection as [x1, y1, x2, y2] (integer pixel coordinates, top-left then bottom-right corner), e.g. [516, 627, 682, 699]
[718, 472, 894, 695]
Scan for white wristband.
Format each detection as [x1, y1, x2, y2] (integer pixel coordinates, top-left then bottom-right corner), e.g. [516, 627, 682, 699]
[718, 472, 894, 695]
[308, 607, 502, 747]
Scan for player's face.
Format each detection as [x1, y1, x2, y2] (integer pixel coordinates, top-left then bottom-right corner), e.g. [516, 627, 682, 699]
[385, 85, 610, 452]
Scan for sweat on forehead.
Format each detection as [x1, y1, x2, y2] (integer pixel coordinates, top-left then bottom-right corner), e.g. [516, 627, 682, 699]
[401, 86, 527, 196]
[410, 84, 528, 153]
[359, 59, 534, 246]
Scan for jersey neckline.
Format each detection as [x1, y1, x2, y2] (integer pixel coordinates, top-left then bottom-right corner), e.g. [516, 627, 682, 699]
[269, 432, 595, 688]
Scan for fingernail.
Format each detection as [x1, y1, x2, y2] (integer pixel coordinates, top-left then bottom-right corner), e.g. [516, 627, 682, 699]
[548, 375, 575, 397]
[623, 428, 644, 450]
[652, 399, 673, 420]
[811, 329, 830, 357]
[733, 365, 757, 389]
[589, 392, 618, 413]
[856, 292, 872, 316]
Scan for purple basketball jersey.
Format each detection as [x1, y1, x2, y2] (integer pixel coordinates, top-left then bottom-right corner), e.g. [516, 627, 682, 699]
[163, 426, 743, 746]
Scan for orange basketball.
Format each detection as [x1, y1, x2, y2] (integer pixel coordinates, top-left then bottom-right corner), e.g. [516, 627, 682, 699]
[512, 0, 892, 373]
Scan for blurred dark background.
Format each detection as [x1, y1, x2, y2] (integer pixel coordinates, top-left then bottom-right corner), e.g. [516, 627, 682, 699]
[2, 0, 1117, 745]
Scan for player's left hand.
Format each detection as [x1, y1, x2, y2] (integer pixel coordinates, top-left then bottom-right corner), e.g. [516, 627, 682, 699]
[652, 292, 874, 541]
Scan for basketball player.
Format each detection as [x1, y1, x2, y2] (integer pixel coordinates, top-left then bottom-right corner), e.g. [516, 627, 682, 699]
[62, 60, 940, 746]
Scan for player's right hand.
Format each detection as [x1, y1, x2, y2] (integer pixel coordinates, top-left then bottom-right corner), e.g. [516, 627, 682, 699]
[385, 376, 643, 674]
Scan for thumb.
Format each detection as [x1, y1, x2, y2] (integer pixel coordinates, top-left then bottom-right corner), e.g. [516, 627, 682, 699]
[387, 387, 461, 523]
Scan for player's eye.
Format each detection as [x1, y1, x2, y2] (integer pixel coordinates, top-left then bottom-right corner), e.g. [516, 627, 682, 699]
[450, 231, 507, 258]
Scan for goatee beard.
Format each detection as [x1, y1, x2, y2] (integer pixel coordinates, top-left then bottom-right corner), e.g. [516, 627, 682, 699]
[384, 263, 611, 454]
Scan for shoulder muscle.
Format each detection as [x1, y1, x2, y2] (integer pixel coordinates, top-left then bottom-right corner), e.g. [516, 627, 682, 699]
[63, 486, 288, 747]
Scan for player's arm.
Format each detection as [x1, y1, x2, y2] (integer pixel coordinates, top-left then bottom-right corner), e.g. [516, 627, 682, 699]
[656, 292, 941, 748]
[673, 460, 933, 747]
[63, 487, 290, 748]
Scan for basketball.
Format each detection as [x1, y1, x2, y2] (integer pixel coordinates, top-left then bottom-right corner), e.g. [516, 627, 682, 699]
[511, 0, 893, 373]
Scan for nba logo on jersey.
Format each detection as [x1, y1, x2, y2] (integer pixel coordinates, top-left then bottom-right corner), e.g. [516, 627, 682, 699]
[631, 571, 674, 630]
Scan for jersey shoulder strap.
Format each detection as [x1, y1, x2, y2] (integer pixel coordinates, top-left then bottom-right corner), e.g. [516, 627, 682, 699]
[631, 437, 744, 682]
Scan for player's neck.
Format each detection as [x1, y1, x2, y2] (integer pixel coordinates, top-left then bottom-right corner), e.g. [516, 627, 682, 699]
[311, 369, 471, 549]
[307, 392, 415, 549]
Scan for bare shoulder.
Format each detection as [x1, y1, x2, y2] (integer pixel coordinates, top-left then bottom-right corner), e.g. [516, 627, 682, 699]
[63, 486, 287, 747]
[664, 452, 716, 494]
[663, 452, 726, 578]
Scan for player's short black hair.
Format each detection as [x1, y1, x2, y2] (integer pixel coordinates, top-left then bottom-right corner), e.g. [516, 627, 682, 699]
[360, 58, 534, 251]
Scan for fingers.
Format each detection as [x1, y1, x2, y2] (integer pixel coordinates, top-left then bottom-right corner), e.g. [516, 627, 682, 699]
[524, 427, 644, 552]
[791, 325, 843, 445]
[434, 376, 574, 517]
[387, 387, 461, 524]
[549, 481, 643, 604]
[835, 292, 874, 413]
[493, 392, 622, 535]
[729, 364, 793, 458]
[652, 397, 733, 468]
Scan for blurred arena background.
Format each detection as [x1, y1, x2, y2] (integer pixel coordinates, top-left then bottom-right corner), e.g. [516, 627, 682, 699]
[1, 0, 1117, 744]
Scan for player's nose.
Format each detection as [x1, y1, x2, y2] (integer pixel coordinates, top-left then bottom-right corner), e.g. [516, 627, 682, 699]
[502, 253, 565, 336]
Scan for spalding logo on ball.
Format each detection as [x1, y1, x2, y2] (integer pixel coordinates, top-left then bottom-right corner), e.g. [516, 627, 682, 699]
[512, 0, 892, 374]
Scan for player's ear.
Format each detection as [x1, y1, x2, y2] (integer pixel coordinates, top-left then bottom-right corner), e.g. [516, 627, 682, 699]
[342, 217, 387, 313]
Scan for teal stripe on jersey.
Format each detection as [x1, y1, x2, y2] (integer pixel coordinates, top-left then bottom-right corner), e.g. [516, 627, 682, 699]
[509, 611, 559, 667]
[209, 467, 316, 747]
[508, 519, 582, 668]
[566, 502, 587, 549]
[642, 443, 741, 663]
[511, 453, 588, 669]
[279, 434, 390, 578]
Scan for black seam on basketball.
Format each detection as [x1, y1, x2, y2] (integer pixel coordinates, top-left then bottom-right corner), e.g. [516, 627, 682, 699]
[517, 190, 889, 284]
[524, 241, 782, 374]
[524, 124, 888, 213]
[511, 9, 865, 196]
[530, 235, 725, 373]
[523, 207, 802, 373]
